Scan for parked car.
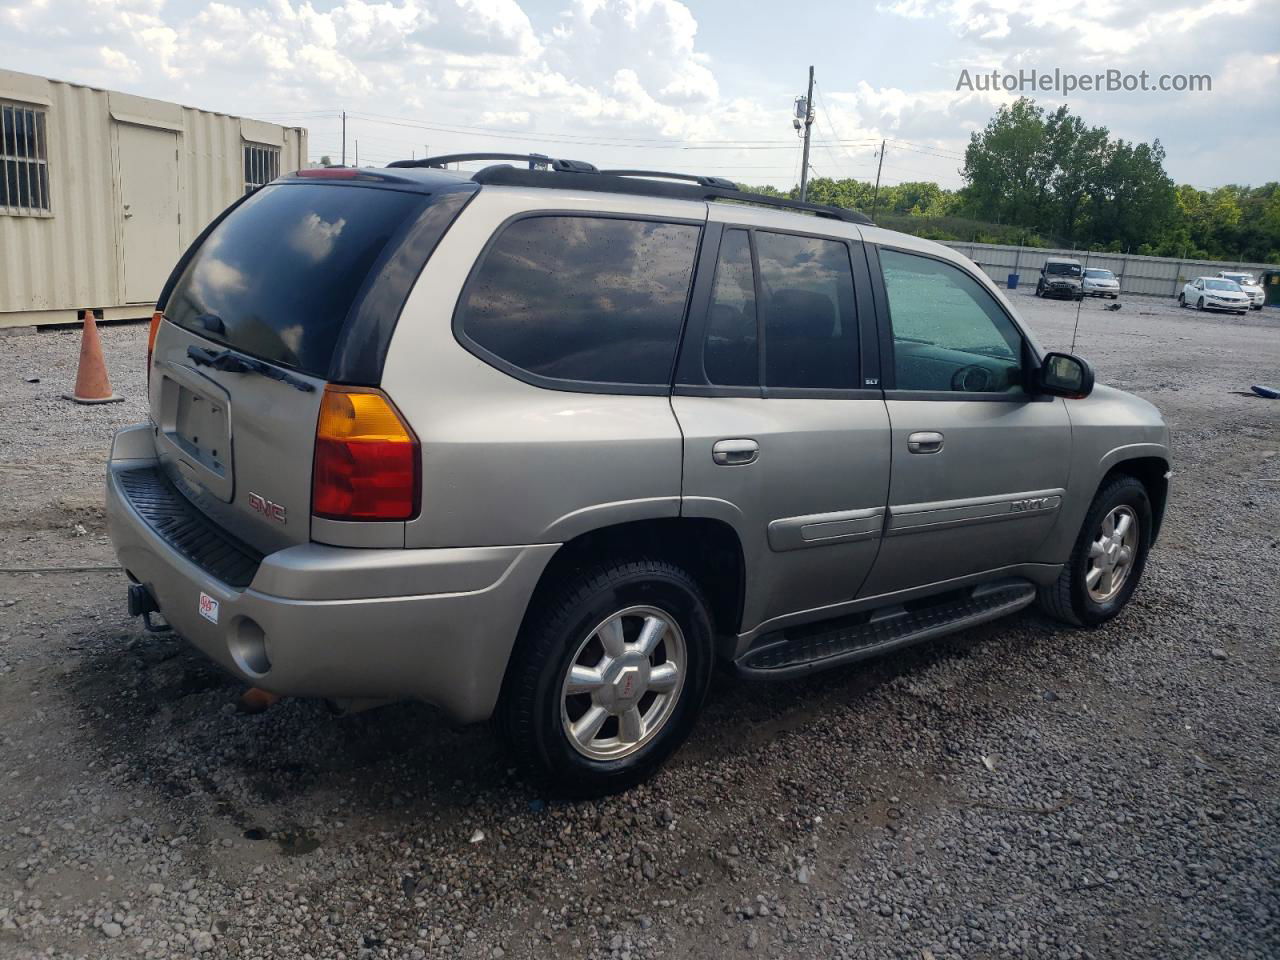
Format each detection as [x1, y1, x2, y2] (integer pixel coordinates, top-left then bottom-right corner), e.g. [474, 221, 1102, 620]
[106, 155, 1171, 794]
[1179, 276, 1250, 314]
[1035, 258, 1084, 300]
[1216, 271, 1264, 310]
[1082, 268, 1120, 299]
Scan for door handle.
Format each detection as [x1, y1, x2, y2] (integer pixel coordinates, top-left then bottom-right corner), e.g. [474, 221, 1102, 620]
[907, 431, 944, 454]
[712, 438, 759, 466]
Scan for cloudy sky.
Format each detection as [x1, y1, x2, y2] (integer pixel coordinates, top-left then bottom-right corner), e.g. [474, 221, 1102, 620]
[2, 0, 1276, 190]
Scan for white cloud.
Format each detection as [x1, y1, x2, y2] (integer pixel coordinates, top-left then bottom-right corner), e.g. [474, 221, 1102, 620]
[0, 0, 1271, 188]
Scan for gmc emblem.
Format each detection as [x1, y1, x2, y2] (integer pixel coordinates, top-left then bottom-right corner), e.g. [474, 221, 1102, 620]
[248, 492, 287, 524]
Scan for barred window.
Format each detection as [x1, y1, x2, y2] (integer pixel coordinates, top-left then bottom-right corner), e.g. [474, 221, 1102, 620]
[244, 143, 280, 194]
[1, 102, 51, 215]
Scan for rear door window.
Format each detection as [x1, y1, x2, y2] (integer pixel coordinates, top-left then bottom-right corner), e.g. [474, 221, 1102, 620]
[703, 229, 759, 387]
[456, 215, 701, 389]
[164, 183, 429, 376]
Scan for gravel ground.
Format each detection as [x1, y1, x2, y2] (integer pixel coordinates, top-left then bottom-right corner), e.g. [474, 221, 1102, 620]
[1, 292, 1277, 960]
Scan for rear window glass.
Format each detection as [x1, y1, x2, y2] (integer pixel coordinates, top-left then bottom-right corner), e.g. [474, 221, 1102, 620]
[457, 215, 701, 387]
[164, 183, 427, 375]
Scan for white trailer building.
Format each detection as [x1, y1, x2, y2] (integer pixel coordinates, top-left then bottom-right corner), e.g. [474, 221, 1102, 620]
[0, 69, 307, 329]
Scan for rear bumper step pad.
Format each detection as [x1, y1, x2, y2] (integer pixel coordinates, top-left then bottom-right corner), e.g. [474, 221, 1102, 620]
[115, 466, 263, 589]
[736, 580, 1036, 678]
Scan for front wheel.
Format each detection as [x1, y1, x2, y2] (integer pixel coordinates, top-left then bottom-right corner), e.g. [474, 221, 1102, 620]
[1196, 297, 1206, 311]
[497, 558, 714, 795]
[1038, 475, 1152, 627]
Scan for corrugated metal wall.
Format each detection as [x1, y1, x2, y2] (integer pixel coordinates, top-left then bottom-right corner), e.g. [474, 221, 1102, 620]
[0, 70, 307, 327]
[940, 241, 1280, 297]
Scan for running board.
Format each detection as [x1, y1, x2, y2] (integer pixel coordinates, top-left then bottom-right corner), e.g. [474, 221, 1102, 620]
[735, 579, 1037, 679]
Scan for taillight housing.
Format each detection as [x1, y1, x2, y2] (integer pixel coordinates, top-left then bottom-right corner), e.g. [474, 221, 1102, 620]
[312, 385, 420, 521]
[146, 310, 163, 385]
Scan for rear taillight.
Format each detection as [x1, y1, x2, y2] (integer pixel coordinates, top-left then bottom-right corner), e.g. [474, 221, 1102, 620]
[146, 310, 162, 385]
[312, 385, 419, 521]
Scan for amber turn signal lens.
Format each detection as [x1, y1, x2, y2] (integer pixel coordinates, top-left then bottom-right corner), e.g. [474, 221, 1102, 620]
[312, 386, 419, 521]
[146, 310, 163, 384]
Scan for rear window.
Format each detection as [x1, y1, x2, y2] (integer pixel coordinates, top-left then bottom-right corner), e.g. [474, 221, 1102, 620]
[164, 183, 428, 375]
[456, 215, 701, 389]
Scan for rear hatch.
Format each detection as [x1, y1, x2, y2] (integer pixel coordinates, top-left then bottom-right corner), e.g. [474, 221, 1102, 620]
[149, 175, 469, 554]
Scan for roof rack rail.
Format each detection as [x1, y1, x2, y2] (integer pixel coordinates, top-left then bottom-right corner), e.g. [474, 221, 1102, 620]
[468, 166, 873, 225]
[387, 152, 598, 173]
[381, 153, 872, 225]
[598, 169, 740, 190]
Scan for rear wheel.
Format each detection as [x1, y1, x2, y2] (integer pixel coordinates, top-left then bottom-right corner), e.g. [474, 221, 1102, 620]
[498, 558, 713, 795]
[1178, 293, 1185, 308]
[1039, 475, 1152, 627]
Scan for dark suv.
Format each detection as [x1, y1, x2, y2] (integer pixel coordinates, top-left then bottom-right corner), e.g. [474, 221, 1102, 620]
[1036, 257, 1084, 300]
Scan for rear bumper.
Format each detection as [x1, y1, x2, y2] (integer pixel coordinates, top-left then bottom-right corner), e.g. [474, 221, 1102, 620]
[105, 424, 557, 722]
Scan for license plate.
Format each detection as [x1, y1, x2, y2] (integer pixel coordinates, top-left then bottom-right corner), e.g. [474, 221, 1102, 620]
[198, 592, 220, 624]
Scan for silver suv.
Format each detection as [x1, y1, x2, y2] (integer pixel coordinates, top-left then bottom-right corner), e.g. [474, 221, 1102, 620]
[107, 154, 1171, 793]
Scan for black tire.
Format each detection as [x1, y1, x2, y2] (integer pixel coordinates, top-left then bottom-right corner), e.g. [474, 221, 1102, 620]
[1038, 474, 1152, 627]
[1196, 297, 1205, 311]
[1035, 283, 1043, 298]
[1178, 294, 1185, 308]
[497, 558, 714, 796]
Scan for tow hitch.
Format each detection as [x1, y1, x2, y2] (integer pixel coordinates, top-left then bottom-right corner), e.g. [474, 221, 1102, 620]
[127, 583, 171, 633]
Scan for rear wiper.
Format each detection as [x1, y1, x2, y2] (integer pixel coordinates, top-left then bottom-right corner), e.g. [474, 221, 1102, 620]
[187, 345, 315, 393]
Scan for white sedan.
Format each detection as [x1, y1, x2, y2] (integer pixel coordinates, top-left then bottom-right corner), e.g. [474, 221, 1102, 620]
[1217, 271, 1265, 310]
[1179, 277, 1250, 314]
[1082, 268, 1120, 298]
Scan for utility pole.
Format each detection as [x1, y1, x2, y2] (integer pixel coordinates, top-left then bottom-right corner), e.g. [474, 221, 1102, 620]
[871, 139, 886, 220]
[799, 66, 815, 202]
[341, 110, 346, 166]
[355, 140, 359, 168]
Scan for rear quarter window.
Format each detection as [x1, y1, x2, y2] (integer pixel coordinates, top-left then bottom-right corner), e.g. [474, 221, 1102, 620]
[456, 215, 701, 390]
[164, 183, 429, 376]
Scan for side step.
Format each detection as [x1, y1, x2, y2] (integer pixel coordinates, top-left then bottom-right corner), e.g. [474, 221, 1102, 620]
[736, 579, 1037, 679]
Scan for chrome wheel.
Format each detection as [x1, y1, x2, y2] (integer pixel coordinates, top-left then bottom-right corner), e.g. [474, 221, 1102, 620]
[1086, 505, 1138, 603]
[559, 605, 686, 761]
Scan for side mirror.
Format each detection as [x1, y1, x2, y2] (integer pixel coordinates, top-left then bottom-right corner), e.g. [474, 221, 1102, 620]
[1037, 352, 1094, 399]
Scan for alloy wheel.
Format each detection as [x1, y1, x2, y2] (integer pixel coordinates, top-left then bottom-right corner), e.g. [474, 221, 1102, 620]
[559, 605, 686, 761]
[1086, 505, 1139, 603]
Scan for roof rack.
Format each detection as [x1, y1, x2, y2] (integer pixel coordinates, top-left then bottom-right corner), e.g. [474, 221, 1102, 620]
[387, 152, 598, 173]
[383, 153, 873, 225]
[598, 169, 739, 190]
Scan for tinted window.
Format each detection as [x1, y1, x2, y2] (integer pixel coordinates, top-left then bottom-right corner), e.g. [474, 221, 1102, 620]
[703, 230, 758, 386]
[756, 232, 859, 389]
[459, 216, 700, 386]
[165, 183, 428, 375]
[880, 249, 1024, 394]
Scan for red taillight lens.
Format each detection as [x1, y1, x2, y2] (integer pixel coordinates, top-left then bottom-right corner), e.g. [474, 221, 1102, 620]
[312, 386, 419, 521]
[146, 310, 163, 385]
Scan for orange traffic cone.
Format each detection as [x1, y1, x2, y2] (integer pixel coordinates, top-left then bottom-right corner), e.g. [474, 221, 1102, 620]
[62, 309, 122, 404]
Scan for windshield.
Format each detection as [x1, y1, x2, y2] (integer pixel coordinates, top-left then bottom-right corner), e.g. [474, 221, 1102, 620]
[1204, 279, 1241, 292]
[164, 183, 429, 375]
[1046, 262, 1081, 276]
[1084, 269, 1114, 279]
[1222, 274, 1254, 285]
